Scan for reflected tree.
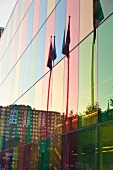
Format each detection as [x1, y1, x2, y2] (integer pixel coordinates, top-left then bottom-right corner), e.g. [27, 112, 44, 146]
[85, 102, 101, 115]
[110, 98, 113, 106]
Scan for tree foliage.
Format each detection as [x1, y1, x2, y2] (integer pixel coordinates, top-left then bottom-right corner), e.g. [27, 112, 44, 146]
[85, 102, 101, 115]
[110, 98, 113, 106]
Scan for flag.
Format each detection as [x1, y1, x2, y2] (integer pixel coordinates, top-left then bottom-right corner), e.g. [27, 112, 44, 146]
[62, 16, 71, 57]
[47, 36, 53, 70]
[53, 36, 57, 61]
[91, 0, 104, 106]
[62, 29, 65, 54]
[93, 0, 104, 43]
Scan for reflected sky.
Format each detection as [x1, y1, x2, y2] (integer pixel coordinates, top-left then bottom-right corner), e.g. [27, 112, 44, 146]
[0, 0, 17, 27]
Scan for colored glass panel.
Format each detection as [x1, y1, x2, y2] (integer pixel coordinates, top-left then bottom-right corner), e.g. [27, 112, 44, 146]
[21, 12, 29, 54]
[26, 0, 34, 47]
[51, 60, 64, 113]
[78, 31, 96, 116]
[98, 15, 113, 121]
[32, 0, 40, 38]
[35, 0, 47, 81]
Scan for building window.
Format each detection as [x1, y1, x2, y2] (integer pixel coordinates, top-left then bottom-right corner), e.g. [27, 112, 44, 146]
[10, 109, 17, 124]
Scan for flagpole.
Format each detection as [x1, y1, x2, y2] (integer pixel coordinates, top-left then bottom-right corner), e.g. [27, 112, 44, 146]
[46, 69, 52, 139]
[91, 0, 95, 107]
[66, 55, 70, 118]
[46, 36, 53, 139]
[61, 15, 70, 118]
[47, 36, 53, 112]
[91, 33, 95, 107]
[47, 70, 52, 111]
[91, 0, 104, 107]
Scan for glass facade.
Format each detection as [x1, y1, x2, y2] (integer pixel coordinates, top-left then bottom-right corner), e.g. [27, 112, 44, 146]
[0, 0, 113, 169]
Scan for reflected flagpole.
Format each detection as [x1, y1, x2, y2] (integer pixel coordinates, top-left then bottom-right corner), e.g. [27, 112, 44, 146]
[91, 34, 95, 106]
[66, 55, 70, 118]
[66, 16, 71, 118]
[91, 0, 96, 107]
[47, 35, 57, 111]
[62, 16, 71, 118]
[47, 70, 52, 111]
[92, 2, 104, 169]
[47, 36, 53, 111]
[91, 0, 104, 106]
[51, 36, 57, 107]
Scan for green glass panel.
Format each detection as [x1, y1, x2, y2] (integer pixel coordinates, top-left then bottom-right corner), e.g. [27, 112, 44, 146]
[38, 138, 50, 170]
[99, 122, 113, 169]
[49, 135, 62, 169]
[78, 126, 98, 170]
[98, 15, 113, 122]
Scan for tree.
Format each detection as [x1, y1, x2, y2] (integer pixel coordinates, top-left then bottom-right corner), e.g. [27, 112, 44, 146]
[85, 102, 101, 115]
[110, 98, 113, 106]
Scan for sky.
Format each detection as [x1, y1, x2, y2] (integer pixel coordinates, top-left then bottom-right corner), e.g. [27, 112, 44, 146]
[0, 0, 17, 27]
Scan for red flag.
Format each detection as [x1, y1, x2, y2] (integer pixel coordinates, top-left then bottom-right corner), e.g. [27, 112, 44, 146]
[47, 36, 53, 70]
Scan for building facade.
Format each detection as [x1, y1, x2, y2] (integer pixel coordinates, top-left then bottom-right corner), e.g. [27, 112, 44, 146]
[0, 0, 113, 169]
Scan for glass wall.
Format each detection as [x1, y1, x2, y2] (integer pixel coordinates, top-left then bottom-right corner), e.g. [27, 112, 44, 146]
[0, 0, 113, 169]
[0, 121, 113, 169]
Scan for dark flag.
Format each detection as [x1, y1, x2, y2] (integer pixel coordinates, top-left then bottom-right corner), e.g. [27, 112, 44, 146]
[93, 0, 104, 43]
[62, 29, 65, 55]
[47, 36, 53, 70]
[46, 36, 56, 111]
[62, 16, 71, 57]
[53, 36, 57, 61]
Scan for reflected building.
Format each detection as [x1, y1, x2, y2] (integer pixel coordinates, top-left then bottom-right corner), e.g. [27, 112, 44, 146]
[0, 105, 62, 169]
[0, 105, 61, 144]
